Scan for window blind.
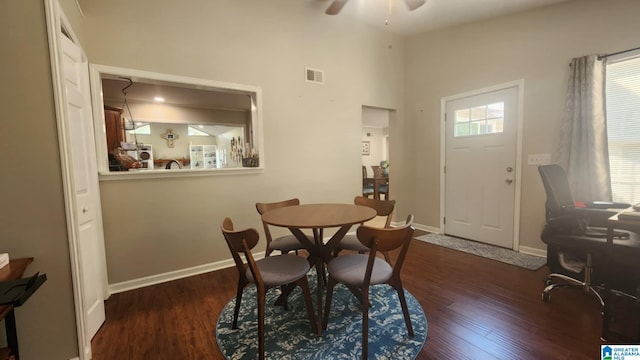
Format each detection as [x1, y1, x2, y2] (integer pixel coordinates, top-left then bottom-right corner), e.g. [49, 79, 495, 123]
[606, 54, 640, 205]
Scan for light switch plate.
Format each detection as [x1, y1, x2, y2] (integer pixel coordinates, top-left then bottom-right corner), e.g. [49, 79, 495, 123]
[528, 153, 551, 166]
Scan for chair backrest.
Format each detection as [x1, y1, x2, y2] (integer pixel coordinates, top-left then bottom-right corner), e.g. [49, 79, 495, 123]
[538, 164, 576, 220]
[371, 165, 384, 177]
[362, 165, 368, 179]
[220, 217, 262, 284]
[354, 196, 395, 228]
[165, 159, 182, 169]
[357, 214, 415, 279]
[255, 198, 301, 252]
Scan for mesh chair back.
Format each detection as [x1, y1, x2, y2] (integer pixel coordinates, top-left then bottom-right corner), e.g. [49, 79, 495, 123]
[538, 164, 576, 220]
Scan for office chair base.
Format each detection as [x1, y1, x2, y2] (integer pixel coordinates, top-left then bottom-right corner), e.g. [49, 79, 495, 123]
[542, 273, 604, 308]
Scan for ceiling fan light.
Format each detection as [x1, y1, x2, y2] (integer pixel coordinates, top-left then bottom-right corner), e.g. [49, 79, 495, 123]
[404, 0, 426, 11]
[325, 0, 348, 15]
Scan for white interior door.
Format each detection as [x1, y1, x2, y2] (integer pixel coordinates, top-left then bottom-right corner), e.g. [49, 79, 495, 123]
[61, 34, 106, 341]
[444, 85, 519, 248]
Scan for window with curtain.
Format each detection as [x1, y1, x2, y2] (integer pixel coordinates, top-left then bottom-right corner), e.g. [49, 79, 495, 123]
[606, 51, 640, 205]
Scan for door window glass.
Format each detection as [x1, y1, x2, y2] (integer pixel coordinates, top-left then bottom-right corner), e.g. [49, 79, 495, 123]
[454, 102, 504, 137]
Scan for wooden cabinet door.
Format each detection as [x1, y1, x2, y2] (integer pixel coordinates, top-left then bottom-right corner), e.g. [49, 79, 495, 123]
[104, 105, 124, 154]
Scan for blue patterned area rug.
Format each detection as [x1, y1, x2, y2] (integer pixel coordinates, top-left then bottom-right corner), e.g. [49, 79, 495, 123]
[216, 271, 427, 360]
[415, 233, 546, 270]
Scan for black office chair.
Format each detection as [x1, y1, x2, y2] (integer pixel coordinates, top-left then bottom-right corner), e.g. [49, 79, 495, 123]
[538, 164, 629, 306]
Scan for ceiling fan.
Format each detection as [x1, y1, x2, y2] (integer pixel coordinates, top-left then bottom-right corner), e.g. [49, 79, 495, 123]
[325, 0, 426, 15]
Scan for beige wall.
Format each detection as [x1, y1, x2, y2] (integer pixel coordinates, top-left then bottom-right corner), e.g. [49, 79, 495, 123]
[0, 0, 82, 359]
[5, 0, 640, 357]
[405, 0, 640, 250]
[81, 0, 407, 284]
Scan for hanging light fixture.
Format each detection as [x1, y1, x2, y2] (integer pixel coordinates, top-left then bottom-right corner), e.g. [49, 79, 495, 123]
[119, 77, 139, 150]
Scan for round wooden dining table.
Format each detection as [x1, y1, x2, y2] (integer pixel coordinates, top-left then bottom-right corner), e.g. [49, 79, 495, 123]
[261, 203, 376, 334]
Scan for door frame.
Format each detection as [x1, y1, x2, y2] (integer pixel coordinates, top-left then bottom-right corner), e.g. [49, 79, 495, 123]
[439, 80, 524, 250]
[44, 1, 108, 359]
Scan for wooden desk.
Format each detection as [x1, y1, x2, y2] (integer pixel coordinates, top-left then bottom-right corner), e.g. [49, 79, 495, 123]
[0, 258, 33, 360]
[365, 176, 388, 200]
[602, 210, 640, 341]
[261, 204, 376, 334]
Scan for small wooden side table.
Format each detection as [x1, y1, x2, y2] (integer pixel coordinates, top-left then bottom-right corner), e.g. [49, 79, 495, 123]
[0, 258, 47, 360]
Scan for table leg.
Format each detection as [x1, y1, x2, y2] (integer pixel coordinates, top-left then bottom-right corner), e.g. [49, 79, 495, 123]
[601, 225, 614, 341]
[373, 181, 380, 200]
[287, 225, 359, 336]
[289, 227, 324, 335]
[5, 308, 19, 360]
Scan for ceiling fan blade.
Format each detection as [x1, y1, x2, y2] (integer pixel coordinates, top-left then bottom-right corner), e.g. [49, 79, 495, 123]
[404, 0, 426, 11]
[325, 0, 349, 15]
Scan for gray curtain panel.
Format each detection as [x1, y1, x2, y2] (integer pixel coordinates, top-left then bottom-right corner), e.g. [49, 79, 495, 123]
[557, 54, 612, 202]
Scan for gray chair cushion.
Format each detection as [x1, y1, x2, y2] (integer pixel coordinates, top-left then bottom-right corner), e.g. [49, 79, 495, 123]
[326, 254, 392, 286]
[270, 234, 312, 253]
[337, 234, 369, 252]
[247, 255, 311, 287]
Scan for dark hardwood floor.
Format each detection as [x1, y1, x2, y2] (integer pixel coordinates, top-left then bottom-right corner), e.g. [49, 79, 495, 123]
[91, 230, 635, 359]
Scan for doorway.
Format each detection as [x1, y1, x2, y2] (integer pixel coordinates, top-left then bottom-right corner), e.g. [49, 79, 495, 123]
[441, 81, 523, 249]
[362, 106, 391, 188]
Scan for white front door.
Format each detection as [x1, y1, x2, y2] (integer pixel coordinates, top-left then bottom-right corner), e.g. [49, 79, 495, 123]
[444, 85, 519, 248]
[61, 34, 106, 341]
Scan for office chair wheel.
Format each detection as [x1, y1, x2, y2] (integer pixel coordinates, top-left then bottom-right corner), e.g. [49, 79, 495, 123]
[542, 292, 551, 302]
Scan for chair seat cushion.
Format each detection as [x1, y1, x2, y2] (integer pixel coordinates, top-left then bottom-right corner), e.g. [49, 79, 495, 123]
[337, 234, 369, 252]
[247, 255, 311, 287]
[270, 234, 312, 253]
[327, 254, 392, 286]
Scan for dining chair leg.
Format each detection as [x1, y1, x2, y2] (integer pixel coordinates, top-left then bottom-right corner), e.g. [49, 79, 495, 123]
[280, 285, 289, 310]
[232, 278, 247, 329]
[296, 276, 319, 334]
[273, 283, 296, 307]
[257, 285, 266, 360]
[361, 286, 369, 360]
[389, 279, 414, 337]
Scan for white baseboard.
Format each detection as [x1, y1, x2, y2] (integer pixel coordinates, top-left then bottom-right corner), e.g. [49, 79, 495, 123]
[108, 252, 265, 295]
[412, 222, 440, 234]
[518, 245, 546, 258]
[389, 220, 440, 234]
[411, 226, 546, 258]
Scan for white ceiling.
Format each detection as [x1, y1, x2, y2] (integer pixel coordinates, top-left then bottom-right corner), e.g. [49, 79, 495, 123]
[317, 0, 569, 36]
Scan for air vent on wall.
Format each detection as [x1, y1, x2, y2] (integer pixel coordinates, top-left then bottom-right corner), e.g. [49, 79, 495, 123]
[305, 67, 324, 84]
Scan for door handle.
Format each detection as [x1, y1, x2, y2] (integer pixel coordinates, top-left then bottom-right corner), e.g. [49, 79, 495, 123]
[505, 178, 513, 184]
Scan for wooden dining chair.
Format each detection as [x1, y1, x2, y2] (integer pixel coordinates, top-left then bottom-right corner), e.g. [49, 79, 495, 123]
[256, 198, 314, 256]
[220, 217, 317, 360]
[362, 166, 375, 198]
[370, 165, 389, 200]
[333, 196, 395, 262]
[323, 215, 415, 360]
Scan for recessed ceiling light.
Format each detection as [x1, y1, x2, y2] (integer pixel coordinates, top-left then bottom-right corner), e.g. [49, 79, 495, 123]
[154, 96, 165, 102]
